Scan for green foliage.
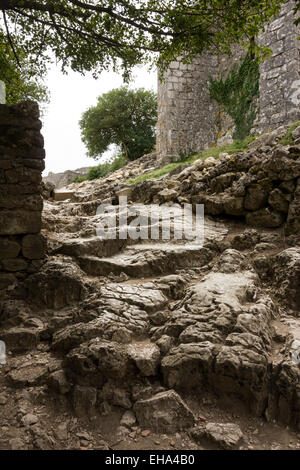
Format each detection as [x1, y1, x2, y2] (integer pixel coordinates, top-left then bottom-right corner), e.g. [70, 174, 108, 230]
[279, 121, 300, 146]
[0, 31, 49, 107]
[127, 136, 254, 184]
[73, 154, 127, 182]
[185, 137, 255, 163]
[209, 53, 260, 140]
[87, 163, 112, 180]
[73, 175, 86, 183]
[80, 87, 157, 161]
[294, 2, 300, 25]
[2, 1, 284, 77]
[127, 163, 181, 184]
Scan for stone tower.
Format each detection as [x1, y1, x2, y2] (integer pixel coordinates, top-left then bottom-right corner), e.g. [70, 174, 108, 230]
[156, 0, 300, 160]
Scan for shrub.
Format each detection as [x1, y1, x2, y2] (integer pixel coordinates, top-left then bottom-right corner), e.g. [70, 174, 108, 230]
[73, 153, 127, 182]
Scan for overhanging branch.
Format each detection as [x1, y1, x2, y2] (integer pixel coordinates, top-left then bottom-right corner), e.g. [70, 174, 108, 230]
[2, 8, 21, 67]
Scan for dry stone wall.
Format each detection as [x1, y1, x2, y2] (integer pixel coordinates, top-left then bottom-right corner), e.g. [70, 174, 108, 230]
[0, 101, 45, 293]
[157, 0, 300, 160]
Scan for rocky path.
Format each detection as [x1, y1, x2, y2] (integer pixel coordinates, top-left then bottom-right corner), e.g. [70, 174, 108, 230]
[1, 141, 300, 450]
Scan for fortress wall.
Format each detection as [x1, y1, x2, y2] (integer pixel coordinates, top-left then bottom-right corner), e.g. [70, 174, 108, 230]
[157, 51, 243, 161]
[255, 0, 300, 133]
[157, 1, 300, 160]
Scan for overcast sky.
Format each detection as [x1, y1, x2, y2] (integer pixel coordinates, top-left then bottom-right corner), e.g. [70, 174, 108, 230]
[42, 64, 157, 176]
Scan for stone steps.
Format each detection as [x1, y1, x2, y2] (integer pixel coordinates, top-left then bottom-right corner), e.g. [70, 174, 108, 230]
[38, 165, 300, 432]
[78, 243, 215, 278]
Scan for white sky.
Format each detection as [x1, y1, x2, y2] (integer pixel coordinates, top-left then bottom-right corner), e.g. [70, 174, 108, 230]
[42, 64, 157, 175]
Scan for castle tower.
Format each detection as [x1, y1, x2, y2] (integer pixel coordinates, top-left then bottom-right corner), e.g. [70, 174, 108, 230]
[156, 0, 300, 161]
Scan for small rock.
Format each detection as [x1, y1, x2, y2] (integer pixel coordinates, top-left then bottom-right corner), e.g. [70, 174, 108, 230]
[205, 422, 243, 449]
[120, 410, 136, 429]
[128, 342, 160, 376]
[292, 125, 300, 142]
[21, 413, 39, 426]
[134, 390, 195, 433]
[117, 426, 130, 437]
[141, 430, 151, 437]
[80, 439, 90, 447]
[76, 431, 90, 440]
[9, 438, 27, 450]
[55, 422, 68, 440]
[155, 188, 178, 203]
[0, 394, 8, 405]
[156, 335, 174, 354]
[203, 157, 217, 168]
[197, 415, 207, 422]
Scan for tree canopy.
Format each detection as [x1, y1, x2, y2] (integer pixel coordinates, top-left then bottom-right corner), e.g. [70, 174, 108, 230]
[80, 87, 157, 161]
[1, 1, 287, 78]
[0, 31, 49, 106]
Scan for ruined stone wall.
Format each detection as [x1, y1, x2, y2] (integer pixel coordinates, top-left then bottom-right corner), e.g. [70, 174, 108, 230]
[0, 101, 45, 293]
[156, 50, 243, 161]
[255, 0, 300, 133]
[43, 167, 91, 189]
[157, 0, 300, 160]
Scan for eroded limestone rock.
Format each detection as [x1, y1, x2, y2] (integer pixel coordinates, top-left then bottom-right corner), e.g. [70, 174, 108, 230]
[191, 422, 243, 449]
[134, 390, 195, 432]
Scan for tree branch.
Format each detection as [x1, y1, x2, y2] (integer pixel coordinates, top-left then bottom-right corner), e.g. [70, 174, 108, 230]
[2, 8, 21, 67]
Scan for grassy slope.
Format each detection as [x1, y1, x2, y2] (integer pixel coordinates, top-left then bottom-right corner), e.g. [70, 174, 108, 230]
[127, 137, 254, 184]
[73, 122, 300, 185]
[127, 121, 300, 185]
[278, 121, 300, 146]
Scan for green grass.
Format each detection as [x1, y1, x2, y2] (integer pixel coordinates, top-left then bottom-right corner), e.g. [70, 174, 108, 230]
[127, 137, 255, 184]
[279, 121, 300, 146]
[127, 163, 182, 184]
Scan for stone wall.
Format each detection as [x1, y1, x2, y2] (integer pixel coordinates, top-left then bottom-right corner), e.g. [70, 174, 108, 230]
[157, 0, 300, 160]
[254, 0, 300, 133]
[0, 101, 45, 293]
[43, 166, 91, 189]
[156, 50, 243, 161]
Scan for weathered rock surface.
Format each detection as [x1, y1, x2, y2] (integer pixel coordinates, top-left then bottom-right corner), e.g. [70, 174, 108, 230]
[26, 257, 87, 308]
[191, 422, 243, 449]
[2, 125, 300, 450]
[134, 390, 195, 432]
[270, 247, 300, 310]
[128, 341, 161, 376]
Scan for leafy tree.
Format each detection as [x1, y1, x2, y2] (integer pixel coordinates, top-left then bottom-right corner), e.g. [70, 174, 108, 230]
[0, 31, 49, 106]
[80, 87, 157, 161]
[1, 1, 286, 78]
